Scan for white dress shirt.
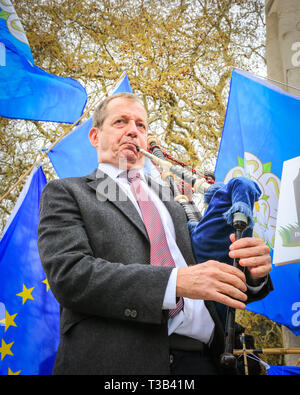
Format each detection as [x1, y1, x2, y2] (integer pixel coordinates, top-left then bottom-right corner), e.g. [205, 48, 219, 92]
[98, 163, 215, 344]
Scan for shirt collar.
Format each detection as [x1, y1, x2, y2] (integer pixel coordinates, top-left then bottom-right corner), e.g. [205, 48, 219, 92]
[97, 163, 146, 182]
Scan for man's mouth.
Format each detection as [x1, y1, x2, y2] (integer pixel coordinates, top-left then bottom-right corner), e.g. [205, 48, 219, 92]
[121, 142, 138, 152]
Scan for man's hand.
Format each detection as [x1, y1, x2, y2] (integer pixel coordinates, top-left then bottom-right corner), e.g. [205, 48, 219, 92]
[176, 260, 248, 310]
[176, 236, 272, 310]
[228, 234, 272, 280]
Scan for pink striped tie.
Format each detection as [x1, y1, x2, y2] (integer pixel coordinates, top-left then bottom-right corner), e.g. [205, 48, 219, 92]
[127, 170, 183, 318]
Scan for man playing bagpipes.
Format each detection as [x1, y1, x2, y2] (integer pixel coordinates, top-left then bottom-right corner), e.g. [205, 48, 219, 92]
[38, 93, 272, 375]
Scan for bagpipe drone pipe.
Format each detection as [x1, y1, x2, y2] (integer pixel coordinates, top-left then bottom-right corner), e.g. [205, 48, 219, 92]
[138, 136, 262, 373]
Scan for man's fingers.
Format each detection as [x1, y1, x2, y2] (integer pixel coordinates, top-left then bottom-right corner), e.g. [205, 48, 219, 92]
[213, 293, 246, 310]
[215, 281, 248, 303]
[228, 235, 272, 280]
[217, 260, 247, 286]
[203, 273, 247, 309]
[238, 254, 271, 268]
[216, 269, 247, 293]
[177, 261, 248, 309]
[230, 235, 268, 250]
[229, 237, 270, 258]
[247, 261, 272, 278]
[229, 245, 269, 260]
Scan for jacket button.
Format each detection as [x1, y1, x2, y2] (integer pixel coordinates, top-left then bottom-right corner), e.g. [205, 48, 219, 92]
[131, 309, 137, 318]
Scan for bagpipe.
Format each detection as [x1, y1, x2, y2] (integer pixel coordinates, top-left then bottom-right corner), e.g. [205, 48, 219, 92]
[138, 136, 262, 373]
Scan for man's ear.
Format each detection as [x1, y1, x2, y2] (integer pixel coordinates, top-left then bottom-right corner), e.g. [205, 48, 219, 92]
[89, 127, 99, 147]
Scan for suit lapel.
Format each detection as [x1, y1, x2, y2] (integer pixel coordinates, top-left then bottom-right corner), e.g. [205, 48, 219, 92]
[86, 169, 148, 240]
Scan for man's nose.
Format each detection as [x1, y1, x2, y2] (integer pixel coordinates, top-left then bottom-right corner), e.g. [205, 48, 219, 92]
[125, 120, 138, 136]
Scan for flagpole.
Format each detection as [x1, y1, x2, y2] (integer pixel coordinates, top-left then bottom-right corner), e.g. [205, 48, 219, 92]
[234, 347, 300, 355]
[235, 67, 300, 94]
[0, 70, 128, 204]
[261, 75, 300, 94]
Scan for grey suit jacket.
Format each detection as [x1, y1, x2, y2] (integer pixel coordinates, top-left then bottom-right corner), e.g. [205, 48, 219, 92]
[38, 169, 271, 375]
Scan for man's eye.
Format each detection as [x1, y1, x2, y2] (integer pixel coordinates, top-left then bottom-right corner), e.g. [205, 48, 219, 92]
[114, 119, 125, 127]
[137, 123, 146, 130]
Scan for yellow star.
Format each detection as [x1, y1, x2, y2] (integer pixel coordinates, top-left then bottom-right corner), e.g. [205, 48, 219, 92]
[4, 311, 17, 333]
[8, 367, 21, 375]
[42, 278, 50, 292]
[0, 339, 14, 361]
[16, 284, 35, 305]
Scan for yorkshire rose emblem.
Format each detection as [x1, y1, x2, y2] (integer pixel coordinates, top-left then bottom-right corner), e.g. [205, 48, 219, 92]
[224, 152, 281, 249]
[0, 0, 29, 45]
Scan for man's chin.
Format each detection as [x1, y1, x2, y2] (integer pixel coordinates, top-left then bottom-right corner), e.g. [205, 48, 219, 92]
[119, 151, 144, 169]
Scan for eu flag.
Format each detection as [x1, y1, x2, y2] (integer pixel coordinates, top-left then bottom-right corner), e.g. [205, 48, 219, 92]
[267, 365, 300, 375]
[215, 69, 300, 335]
[47, 73, 132, 178]
[0, 166, 59, 375]
[0, 1, 87, 123]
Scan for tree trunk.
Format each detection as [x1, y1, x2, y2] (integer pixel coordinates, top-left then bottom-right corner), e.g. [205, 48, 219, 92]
[265, 0, 300, 366]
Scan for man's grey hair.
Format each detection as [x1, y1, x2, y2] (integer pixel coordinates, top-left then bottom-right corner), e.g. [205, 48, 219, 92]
[92, 92, 145, 129]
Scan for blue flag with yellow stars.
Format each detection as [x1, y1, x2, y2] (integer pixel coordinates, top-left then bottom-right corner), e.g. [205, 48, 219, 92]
[0, 166, 59, 375]
[214, 69, 300, 335]
[0, 1, 87, 123]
